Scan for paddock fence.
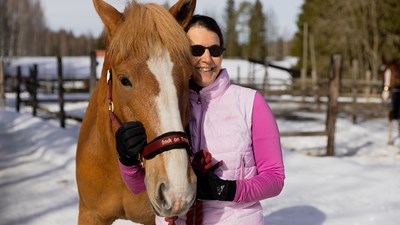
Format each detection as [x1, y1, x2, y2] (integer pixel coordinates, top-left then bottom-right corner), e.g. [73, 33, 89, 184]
[233, 54, 386, 156]
[3, 52, 98, 128]
[2, 53, 387, 156]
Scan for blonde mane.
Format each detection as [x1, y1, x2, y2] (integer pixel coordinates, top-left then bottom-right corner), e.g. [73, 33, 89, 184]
[109, 2, 191, 63]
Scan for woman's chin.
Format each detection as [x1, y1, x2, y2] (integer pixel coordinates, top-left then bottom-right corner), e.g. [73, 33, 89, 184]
[195, 71, 217, 86]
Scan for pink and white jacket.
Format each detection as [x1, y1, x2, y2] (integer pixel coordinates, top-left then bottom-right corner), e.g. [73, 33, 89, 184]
[119, 68, 285, 225]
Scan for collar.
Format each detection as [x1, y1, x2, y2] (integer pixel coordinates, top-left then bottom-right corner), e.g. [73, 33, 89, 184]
[189, 68, 231, 102]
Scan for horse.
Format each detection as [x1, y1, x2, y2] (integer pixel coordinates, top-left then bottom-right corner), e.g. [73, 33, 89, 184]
[381, 61, 400, 145]
[76, 0, 197, 224]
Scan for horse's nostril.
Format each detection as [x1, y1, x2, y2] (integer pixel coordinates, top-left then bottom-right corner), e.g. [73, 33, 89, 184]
[158, 182, 170, 209]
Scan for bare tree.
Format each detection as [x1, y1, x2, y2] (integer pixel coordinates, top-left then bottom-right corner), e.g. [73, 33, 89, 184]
[1, 0, 96, 57]
[345, 0, 380, 79]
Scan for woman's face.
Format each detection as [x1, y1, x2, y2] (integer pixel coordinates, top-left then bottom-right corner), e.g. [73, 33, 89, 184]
[187, 26, 222, 87]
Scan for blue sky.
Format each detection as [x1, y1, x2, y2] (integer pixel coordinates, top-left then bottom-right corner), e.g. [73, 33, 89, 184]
[39, 0, 303, 39]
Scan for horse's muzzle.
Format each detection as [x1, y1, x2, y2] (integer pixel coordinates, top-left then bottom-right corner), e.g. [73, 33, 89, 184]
[154, 181, 196, 216]
[145, 149, 196, 217]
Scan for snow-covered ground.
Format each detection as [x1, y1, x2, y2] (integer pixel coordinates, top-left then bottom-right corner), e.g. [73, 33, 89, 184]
[1, 57, 400, 225]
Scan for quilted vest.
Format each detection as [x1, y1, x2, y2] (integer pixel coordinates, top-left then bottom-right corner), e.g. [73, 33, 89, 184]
[188, 69, 263, 225]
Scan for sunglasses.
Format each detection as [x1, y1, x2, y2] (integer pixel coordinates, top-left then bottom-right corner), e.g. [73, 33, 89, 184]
[191, 45, 225, 57]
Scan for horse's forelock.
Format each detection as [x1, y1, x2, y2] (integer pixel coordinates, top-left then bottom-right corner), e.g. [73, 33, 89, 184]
[108, 2, 192, 65]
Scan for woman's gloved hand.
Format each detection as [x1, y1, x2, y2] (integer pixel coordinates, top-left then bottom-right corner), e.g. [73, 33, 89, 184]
[115, 121, 147, 166]
[192, 150, 236, 201]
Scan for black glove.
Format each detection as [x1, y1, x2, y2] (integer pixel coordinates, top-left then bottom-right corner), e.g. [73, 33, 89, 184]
[195, 170, 237, 201]
[115, 121, 147, 166]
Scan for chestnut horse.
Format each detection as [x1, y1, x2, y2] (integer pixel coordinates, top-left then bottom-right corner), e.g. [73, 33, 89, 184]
[381, 61, 400, 145]
[76, 0, 197, 224]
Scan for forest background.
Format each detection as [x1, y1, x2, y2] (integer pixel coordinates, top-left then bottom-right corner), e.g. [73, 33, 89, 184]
[1, 0, 400, 78]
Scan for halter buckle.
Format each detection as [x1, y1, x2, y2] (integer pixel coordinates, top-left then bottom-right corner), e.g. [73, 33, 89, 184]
[108, 101, 114, 112]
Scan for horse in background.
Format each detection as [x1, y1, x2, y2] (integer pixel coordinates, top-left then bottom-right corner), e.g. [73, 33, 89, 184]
[381, 61, 400, 145]
[76, 0, 196, 224]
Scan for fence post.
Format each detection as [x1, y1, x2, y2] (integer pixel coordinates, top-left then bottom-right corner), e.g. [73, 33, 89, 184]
[0, 60, 5, 109]
[263, 60, 269, 91]
[57, 56, 65, 128]
[326, 54, 341, 156]
[89, 51, 97, 96]
[248, 62, 255, 87]
[364, 70, 371, 102]
[351, 59, 359, 124]
[30, 64, 38, 117]
[237, 66, 240, 84]
[301, 22, 308, 101]
[16, 66, 22, 112]
[310, 34, 317, 87]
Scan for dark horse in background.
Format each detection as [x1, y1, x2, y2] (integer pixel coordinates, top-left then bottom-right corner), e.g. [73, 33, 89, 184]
[381, 61, 400, 145]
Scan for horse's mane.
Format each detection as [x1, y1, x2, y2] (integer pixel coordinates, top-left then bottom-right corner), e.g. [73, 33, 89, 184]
[108, 2, 191, 63]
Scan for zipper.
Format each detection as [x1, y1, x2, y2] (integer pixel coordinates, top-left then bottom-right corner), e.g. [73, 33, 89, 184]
[196, 91, 203, 151]
[196, 94, 201, 104]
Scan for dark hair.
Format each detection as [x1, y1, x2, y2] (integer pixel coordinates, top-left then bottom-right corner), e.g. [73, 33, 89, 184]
[185, 15, 224, 47]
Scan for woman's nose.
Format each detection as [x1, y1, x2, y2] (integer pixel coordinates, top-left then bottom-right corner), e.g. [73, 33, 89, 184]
[200, 49, 212, 62]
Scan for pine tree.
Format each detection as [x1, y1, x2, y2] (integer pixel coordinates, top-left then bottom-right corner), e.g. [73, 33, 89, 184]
[291, 0, 400, 78]
[224, 0, 239, 58]
[247, 0, 267, 61]
[378, 0, 400, 63]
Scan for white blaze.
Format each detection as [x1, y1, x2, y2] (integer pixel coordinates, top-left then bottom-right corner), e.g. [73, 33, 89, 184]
[384, 68, 391, 87]
[146, 48, 189, 194]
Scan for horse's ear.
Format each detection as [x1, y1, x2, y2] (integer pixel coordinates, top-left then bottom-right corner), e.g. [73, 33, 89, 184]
[93, 0, 122, 35]
[169, 0, 196, 28]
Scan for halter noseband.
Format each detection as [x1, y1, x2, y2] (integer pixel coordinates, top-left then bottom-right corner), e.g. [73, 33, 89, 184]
[106, 69, 192, 161]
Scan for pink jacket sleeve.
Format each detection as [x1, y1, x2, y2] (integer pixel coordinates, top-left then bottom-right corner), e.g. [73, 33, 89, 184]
[119, 162, 146, 194]
[234, 92, 285, 202]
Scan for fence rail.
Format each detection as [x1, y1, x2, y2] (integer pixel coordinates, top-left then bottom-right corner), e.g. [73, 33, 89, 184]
[235, 54, 386, 156]
[9, 55, 97, 127]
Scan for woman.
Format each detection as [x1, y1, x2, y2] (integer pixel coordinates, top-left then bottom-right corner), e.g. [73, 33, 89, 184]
[116, 15, 285, 225]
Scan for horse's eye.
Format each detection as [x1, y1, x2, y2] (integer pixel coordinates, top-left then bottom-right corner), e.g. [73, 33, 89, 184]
[120, 77, 132, 87]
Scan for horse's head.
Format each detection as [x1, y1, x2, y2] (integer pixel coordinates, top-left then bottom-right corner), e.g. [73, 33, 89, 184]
[93, 0, 196, 217]
[381, 62, 399, 101]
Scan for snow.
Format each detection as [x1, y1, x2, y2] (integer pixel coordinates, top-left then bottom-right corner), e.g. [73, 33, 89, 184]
[1, 57, 400, 225]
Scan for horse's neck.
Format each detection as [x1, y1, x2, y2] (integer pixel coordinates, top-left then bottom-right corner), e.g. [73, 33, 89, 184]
[391, 65, 400, 88]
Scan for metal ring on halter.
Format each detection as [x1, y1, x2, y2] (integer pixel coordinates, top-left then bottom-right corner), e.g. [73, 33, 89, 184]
[384, 86, 389, 92]
[108, 101, 114, 112]
[107, 70, 111, 83]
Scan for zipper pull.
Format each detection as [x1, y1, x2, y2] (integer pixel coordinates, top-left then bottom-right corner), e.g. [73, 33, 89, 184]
[197, 95, 201, 104]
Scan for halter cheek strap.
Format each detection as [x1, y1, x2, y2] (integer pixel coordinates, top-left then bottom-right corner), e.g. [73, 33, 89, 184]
[107, 70, 122, 128]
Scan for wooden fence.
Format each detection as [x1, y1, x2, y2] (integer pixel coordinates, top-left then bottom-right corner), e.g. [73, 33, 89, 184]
[11, 54, 97, 128]
[4, 53, 384, 156]
[234, 54, 378, 156]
